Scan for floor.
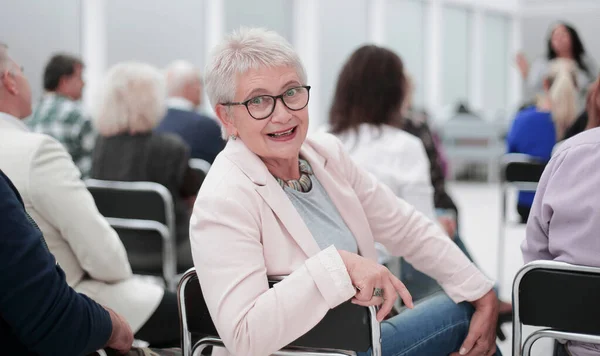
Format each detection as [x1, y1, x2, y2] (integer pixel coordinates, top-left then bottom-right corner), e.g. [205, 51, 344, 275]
[448, 181, 553, 356]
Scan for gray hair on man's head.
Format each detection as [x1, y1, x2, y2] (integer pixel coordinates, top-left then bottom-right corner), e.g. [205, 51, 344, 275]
[204, 27, 307, 111]
[93, 61, 166, 136]
[165, 60, 201, 96]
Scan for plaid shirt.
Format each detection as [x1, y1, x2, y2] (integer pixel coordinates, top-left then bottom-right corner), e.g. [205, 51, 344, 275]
[27, 94, 95, 178]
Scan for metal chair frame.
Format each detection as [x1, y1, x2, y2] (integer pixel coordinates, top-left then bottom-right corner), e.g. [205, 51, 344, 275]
[513, 260, 600, 356]
[86, 179, 177, 290]
[177, 268, 382, 356]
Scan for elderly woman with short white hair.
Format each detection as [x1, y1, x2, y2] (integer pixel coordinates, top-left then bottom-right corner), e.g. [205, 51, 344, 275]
[191, 28, 500, 356]
[91, 62, 201, 277]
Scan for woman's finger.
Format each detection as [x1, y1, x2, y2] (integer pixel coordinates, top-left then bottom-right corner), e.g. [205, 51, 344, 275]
[354, 280, 375, 302]
[376, 279, 398, 321]
[389, 274, 413, 308]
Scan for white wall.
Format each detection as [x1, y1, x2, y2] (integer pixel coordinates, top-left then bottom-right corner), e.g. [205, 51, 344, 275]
[1, 0, 522, 126]
[0, 0, 80, 105]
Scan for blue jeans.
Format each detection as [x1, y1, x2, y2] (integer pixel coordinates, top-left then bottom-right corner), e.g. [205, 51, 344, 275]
[400, 235, 474, 301]
[358, 293, 502, 356]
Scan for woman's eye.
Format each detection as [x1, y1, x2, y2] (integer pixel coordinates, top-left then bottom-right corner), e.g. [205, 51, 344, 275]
[250, 97, 263, 105]
[285, 88, 297, 97]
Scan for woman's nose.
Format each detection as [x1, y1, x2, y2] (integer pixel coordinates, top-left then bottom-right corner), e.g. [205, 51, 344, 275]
[270, 98, 293, 123]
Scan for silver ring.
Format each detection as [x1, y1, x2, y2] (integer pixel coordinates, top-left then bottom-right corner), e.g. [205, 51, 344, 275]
[373, 287, 384, 298]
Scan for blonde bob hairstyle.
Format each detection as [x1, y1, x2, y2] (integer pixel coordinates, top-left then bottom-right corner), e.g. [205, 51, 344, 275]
[94, 61, 166, 136]
[543, 58, 578, 140]
[204, 27, 307, 139]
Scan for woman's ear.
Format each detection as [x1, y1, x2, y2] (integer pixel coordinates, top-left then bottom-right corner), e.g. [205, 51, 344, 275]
[215, 104, 237, 136]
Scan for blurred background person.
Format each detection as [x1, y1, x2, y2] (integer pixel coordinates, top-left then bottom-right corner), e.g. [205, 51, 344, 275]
[516, 22, 597, 107]
[91, 61, 201, 273]
[0, 43, 179, 348]
[156, 60, 225, 164]
[507, 58, 578, 222]
[329, 44, 512, 340]
[27, 53, 95, 178]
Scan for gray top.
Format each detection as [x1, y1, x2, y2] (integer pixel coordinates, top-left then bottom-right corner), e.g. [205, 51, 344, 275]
[523, 127, 600, 356]
[284, 175, 358, 253]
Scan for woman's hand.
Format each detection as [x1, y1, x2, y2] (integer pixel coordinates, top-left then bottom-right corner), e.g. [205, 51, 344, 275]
[516, 52, 529, 79]
[455, 290, 499, 356]
[338, 250, 414, 321]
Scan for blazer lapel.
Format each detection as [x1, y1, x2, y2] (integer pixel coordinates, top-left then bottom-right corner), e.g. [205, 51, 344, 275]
[224, 139, 321, 258]
[301, 145, 378, 260]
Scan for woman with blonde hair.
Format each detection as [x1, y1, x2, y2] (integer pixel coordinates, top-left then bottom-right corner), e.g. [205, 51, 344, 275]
[91, 62, 201, 277]
[507, 58, 578, 222]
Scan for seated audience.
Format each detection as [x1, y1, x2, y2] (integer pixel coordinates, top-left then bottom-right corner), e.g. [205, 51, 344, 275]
[27, 53, 95, 178]
[0, 169, 133, 354]
[91, 61, 200, 272]
[0, 44, 179, 347]
[522, 128, 600, 356]
[156, 60, 225, 164]
[507, 58, 578, 222]
[192, 28, 500, 356]
[328, 45, 511, 339]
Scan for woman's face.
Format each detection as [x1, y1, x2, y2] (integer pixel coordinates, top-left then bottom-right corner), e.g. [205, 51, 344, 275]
[551, 25, 573, 57]
[218, 65, 309, 163]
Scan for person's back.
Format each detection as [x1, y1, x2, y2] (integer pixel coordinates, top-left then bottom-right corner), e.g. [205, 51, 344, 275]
[156, 108, 224, 163]
[336, 123, 436, 220]
[158, 60, 225, 164]
[27, 54, 94, 178]
[523, 127, 600, 356]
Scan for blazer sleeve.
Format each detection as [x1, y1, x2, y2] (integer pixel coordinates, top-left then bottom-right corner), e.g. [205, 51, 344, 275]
[329, 135, 493, 303]
[190, 192, 356, 356]
[28, 137, 132, 282]
[0, 171, 112, 355]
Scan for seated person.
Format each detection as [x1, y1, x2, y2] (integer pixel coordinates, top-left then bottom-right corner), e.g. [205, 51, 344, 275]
[91, 62, 201, 272]
[192, 28, 500, 356]
[522, 127, 600, 356]
[329, 45, 511, 338]
[156, 60, 225, 164]
[0, 45, 179, 347]
[507, 58, 578, 222]
[27, 53, 95, 178]
[0, 169, 133, 355]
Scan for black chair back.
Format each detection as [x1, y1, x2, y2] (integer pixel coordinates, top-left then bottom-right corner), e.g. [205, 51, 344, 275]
[518, 268, 600, 335]
[87, 180, 172, 225]
[504, 161, 546, 183]
[181, 272, 373, 353]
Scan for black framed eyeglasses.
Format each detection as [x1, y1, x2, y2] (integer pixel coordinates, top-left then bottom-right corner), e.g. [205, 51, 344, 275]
[221, 85, 311, 120]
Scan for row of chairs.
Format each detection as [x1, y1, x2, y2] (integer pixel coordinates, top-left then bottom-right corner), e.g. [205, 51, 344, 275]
[176, 260, 600, 356]
[86, 158, 210, 291]
[88, 154, 600, 355]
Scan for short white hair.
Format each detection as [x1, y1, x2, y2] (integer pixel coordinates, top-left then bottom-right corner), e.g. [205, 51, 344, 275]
[204, 27, 307, 111]
[165, 60, 201, 96]
[0, 44, 12, 72]
[94, 61, 166, 136]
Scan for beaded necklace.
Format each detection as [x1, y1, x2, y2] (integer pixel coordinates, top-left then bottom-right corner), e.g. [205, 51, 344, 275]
[274, 159, 313, 193]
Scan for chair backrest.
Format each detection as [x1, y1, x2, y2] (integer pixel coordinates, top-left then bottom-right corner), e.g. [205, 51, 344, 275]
[178, 269, 374, 354]
[86, 179, 176, 281]
[515, 261, 600, 335]
[86, 179, 174, 232]
[502, 154, 547, 183]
